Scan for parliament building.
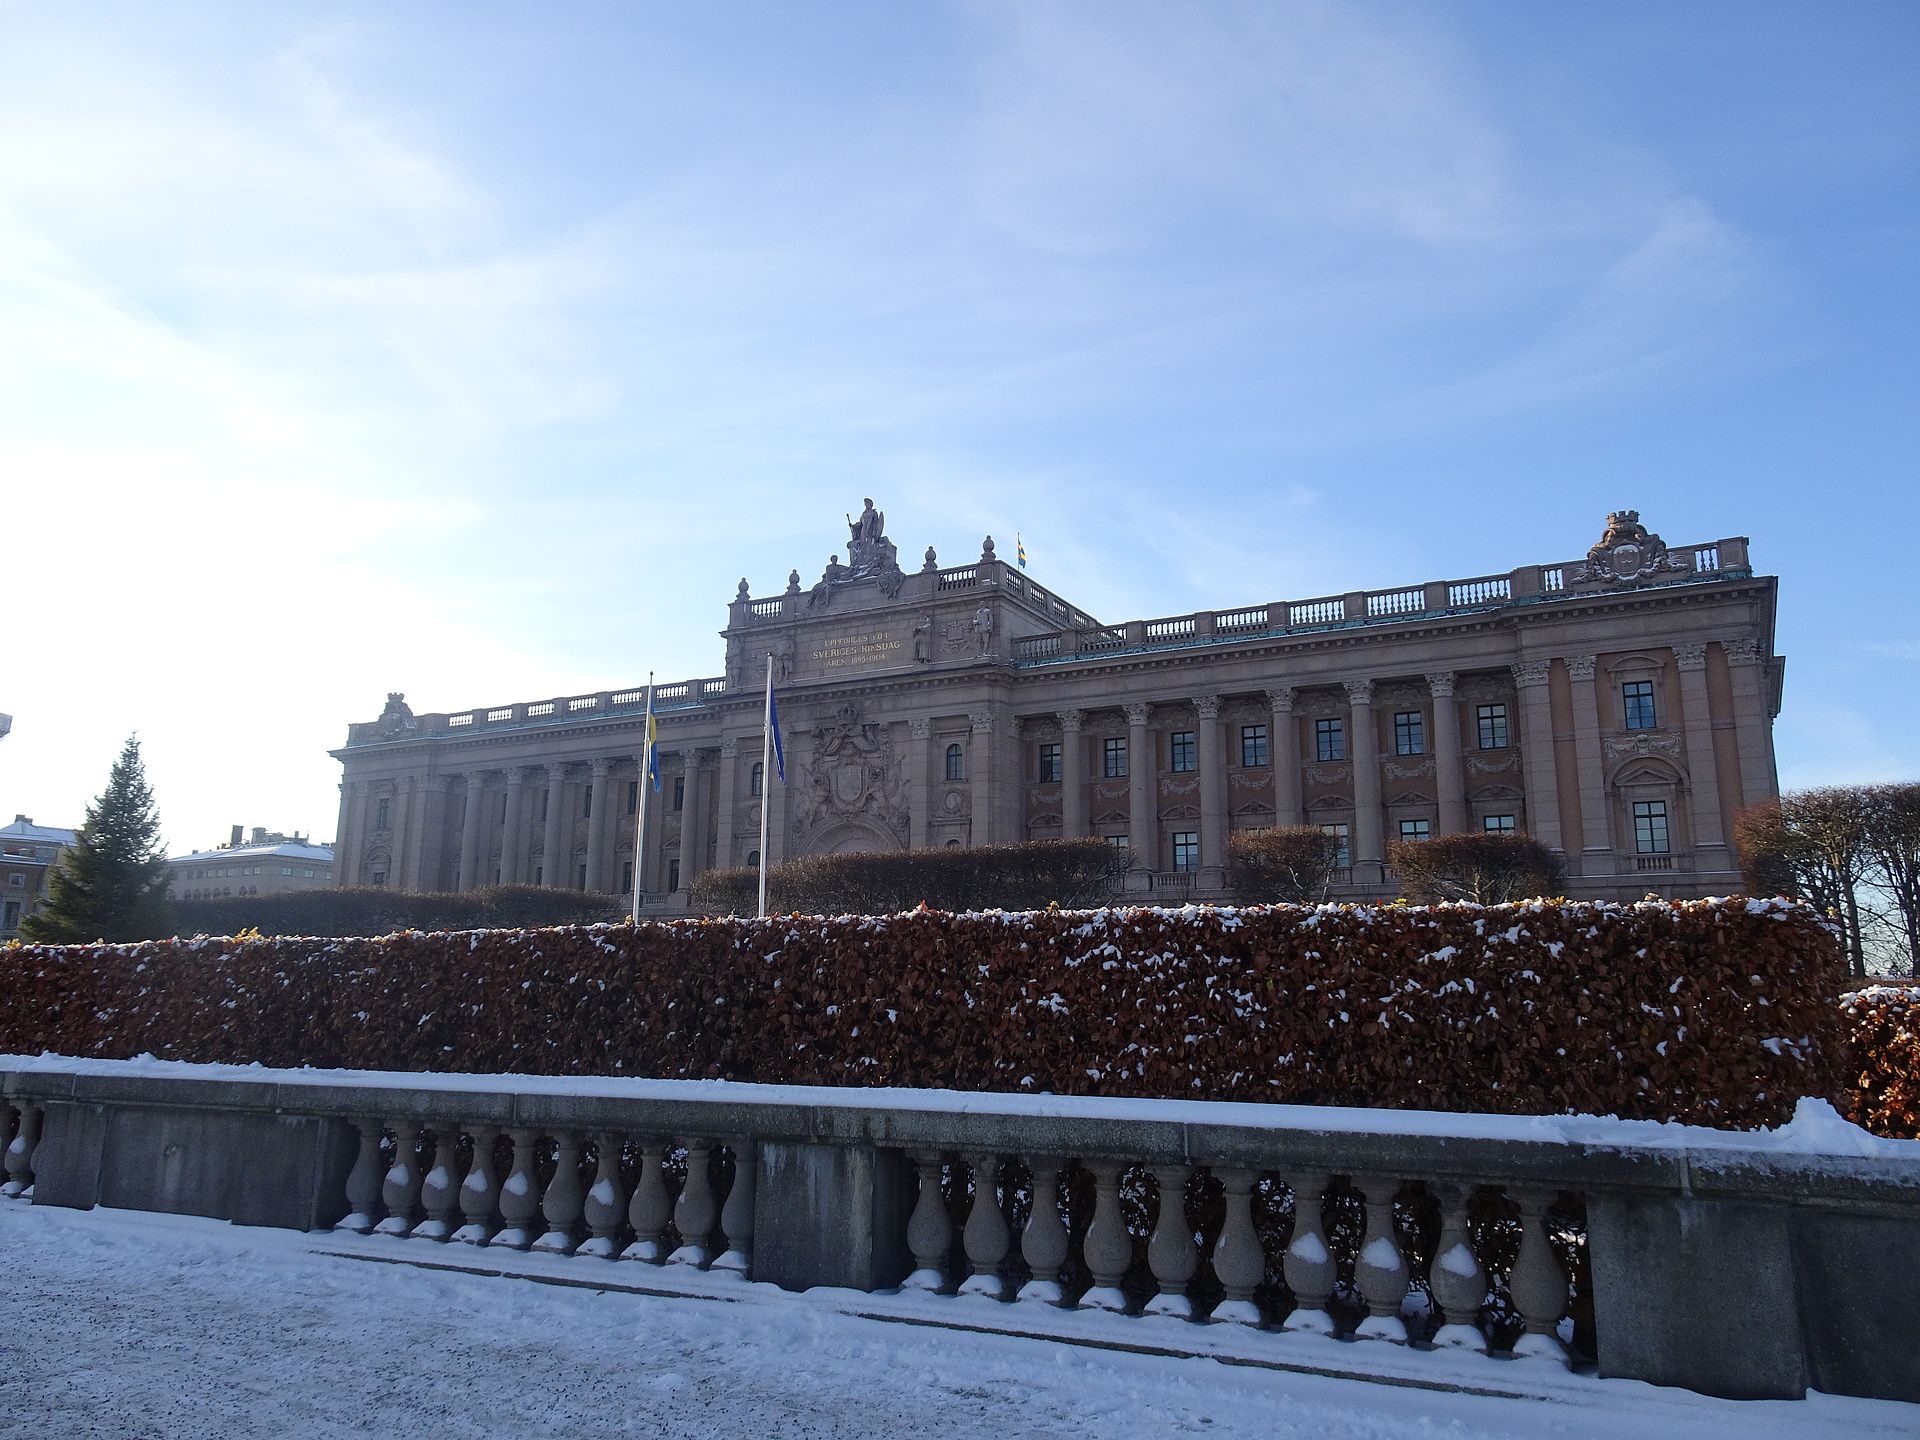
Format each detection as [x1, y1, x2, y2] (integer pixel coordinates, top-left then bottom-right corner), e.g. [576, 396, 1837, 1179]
[331, 505, 1782, 908]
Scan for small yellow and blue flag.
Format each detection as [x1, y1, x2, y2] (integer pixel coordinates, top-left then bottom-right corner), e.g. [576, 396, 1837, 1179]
[1016, 533, 1028, 569]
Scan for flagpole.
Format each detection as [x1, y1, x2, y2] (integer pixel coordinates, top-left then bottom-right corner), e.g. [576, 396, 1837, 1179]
[630, 673, 654, 923]
[757, 651, 774, 919]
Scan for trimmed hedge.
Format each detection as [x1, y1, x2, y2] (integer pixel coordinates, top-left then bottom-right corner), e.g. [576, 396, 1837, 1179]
[1840, 985, 1920, 1139]
[0, 898, 1845, 1129]
[167, 885, 625, 940]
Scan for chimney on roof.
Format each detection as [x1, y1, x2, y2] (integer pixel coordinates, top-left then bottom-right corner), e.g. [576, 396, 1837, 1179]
[14, 815, 28, 825]
[251, 827, 266, 845]
[230, 824, 243, 849]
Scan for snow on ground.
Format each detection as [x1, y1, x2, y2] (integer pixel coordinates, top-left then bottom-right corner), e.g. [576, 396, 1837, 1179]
[0, 1204, 1909, 1440]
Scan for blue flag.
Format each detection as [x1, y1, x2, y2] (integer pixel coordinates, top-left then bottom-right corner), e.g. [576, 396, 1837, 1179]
[645, 696, 662, 792]
[768, 688, 786, 784]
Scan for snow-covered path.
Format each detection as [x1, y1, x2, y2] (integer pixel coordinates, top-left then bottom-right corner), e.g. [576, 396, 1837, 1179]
[0, 1203, 1907, 1440]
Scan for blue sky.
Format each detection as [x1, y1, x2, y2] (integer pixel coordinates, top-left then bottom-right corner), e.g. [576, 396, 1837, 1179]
[2, 0, 1916, 851]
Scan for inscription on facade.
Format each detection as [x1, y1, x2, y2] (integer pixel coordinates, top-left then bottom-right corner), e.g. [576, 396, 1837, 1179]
[811, 628, 902, 671]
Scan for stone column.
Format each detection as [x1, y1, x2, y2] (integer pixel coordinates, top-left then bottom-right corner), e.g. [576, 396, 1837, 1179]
[1058, 710, 1087, 839]
[540, 764, 568, 888]
[680, 751, 709, 891]
[585, 758, 612, 892]
[908, 719, 931, 849]
[502, 766, 532, 885]
[1722, 638, 1776, 813]
[405, 775, 449, 892]
[332, 783, 353, 889]
[1345, 680, 1384, 882]
[1511, 662, 1564, 855]
[1269, 688, 1300, 827]
[1565, 655, 1612, 874]
[336, 782, 364, 889]
[1427, 673, 1467, 836]
[1195, 695, 1226, 877]
[1674, 643, 1729, 867]
[457, 774, 488, 891]
[388, 777, 416, 889]
[1125, 702, 1154, 865]
[969, 712, 995, 847]
[714, 739, 740, 873]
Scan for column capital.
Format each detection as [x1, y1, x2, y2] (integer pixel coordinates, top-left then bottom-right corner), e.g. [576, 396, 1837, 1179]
[1722, 637, 1763, 667]
[1057, 709, 1085, 733]
[1343, 679, 1373, 707]
[719, 738, 740, 759]
[968, 710, 995, 734]
[1423, 671, 1456, 699]
[1123, 702, 1151, 726]
[546, 762, 570, 783]
[506, 765, 534, 784]
[1562, 654, 1597, 683]
[1673, 642, 1710, 672]
[1193, 694, 1221, 721]
[909, 717, 933, 740]
[1510, 660, 1552, 689]
[424, 774, 451, 793]
[1267, 686, 1296, 713]
[589, 756, 612, 777]
[1009, 715, 1026, 738]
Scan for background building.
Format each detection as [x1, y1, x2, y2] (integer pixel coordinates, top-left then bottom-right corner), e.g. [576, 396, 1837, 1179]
[1, 815, 77, 939]
[332, 507, 1781, 908]
[170, 826, 334, 902]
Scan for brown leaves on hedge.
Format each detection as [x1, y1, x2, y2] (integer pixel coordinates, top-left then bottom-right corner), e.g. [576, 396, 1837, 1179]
[1841, 984, 1920, 1139]
[0, 898, 1850, 1130]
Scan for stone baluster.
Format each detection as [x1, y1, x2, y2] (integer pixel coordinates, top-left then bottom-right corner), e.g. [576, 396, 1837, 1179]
[374, 1122, 423, 1237]
[1352, 1176, 1410, 1342]
[533, 1131, 584, 1254]
[334, 1117, 384, 1232]
[493, 1127, 542, 1250]
[1281, 1172, 1336, 1334]
[668, 1140, 717, 1266]
[578, 1135, 629, 1259]
[413, 1130, 460, 1241]
[453, 1124, 499, 1244]
[0, 1098, 15, 1197]
[712, 1139, 757, 1276]
[1506, 1188, 1569, 1359]
[2, 1100, 42, 1199]
[958, 1154, 1009, 1298]
[1144, 1164, 1197, 1318]
[903, 1151, 953, 1291]
[1428, 1182, 1488, 1350]
[1209, 1167, 1263, 1324]
[1079, 1161, 1131, 1311]
[621, 1142, 672, 1262]
[1016, 1156, 1069, 1303]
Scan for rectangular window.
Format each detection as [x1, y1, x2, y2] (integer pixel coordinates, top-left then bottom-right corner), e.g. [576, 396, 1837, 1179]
[1623, 680, 1658, 731]
[1477, 703, 1509, 749]
[581, 788, 592, 819]
[1393, 711, 1424, 756]
[537, 793, 548, 823]
[1399, 818, 1431, 843]
[1315, 717, 1345, 762]
[1483, 814, 1516, 834]
[1169, 731, 1196, 773]
[533, 865, 543, 887]
[6, 874, 21, 888]
[3, 900, 19, 930]
[750, 763, 764, 798]
[374, 797, 390, 830]
[1319, 823, 1351, 868]
[668, 859, 681, 890]
[280, 866, 292, 876]
[578, 864, 589, 890]
[627, 781, 639, 815]
[1171, 832, 1199, 872]
[945, 744, 966, 782]
[1103, 737, 1128, 779]
[1240, 724, 1269, 768]
[1104, 834, 1129, 851]
[673, 777, 685, 812]
[371, 870, 387, 888]
[499, 794, 508, 822]
[621, 861, 634, 893]
[1633, 800, 1671, 854]
[1038, 742, 1062, 783]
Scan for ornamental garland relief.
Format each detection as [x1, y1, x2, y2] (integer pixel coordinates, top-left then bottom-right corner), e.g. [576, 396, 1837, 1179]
[1604, 733, 1684, 762]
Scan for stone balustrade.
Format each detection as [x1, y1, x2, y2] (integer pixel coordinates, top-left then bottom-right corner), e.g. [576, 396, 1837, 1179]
[3, 1060, 1915, 1405]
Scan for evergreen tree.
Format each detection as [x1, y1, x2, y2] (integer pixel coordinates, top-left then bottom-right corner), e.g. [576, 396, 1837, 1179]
[22, 736, 173, 943]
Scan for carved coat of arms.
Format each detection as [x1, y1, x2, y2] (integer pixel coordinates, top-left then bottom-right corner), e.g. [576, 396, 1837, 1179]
[1574, 510, 1689, 585]
[792, 700, 908, 837]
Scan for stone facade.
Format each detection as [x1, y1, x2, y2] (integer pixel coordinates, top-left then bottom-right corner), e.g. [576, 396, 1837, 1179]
[0, 815, 77, 940]
[169, 826, 334, 902]
[331, 508, 1782, 907]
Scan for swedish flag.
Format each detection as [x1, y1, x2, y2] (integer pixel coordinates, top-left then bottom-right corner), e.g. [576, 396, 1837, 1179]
[645, 694, 661, 791]
[1016, 533, 1028, 569]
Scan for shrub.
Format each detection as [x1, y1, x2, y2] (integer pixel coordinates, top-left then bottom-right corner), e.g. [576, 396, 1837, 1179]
[1840, 984, 1920, 1139]
[1226, 826, 1345, 904]
[689, 839, 1128, 916]
[0, 897, 1846, 1130]
[1390, 833, 1564, 905]
[167, 885, 624, 939]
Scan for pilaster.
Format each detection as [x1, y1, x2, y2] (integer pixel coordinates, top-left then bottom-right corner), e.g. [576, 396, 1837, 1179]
[1673, 643, 1729, 867]
[1345, 680, 1384, 883]
[585, 758, 612, 892]
[1195, 695, 1226, 878]
[1565, 656, 1612, 874]
[908, 719, 932, 849]
[1268, 689, 1300, 828]
[968, 712, 995, 847]
[1426, 673, 1467, 835]
[1511, 662, 1564, 855]
[1124, 702, 1153, 865]
[1059, 710, 1087, 839]
[714, 740, 740, 873]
